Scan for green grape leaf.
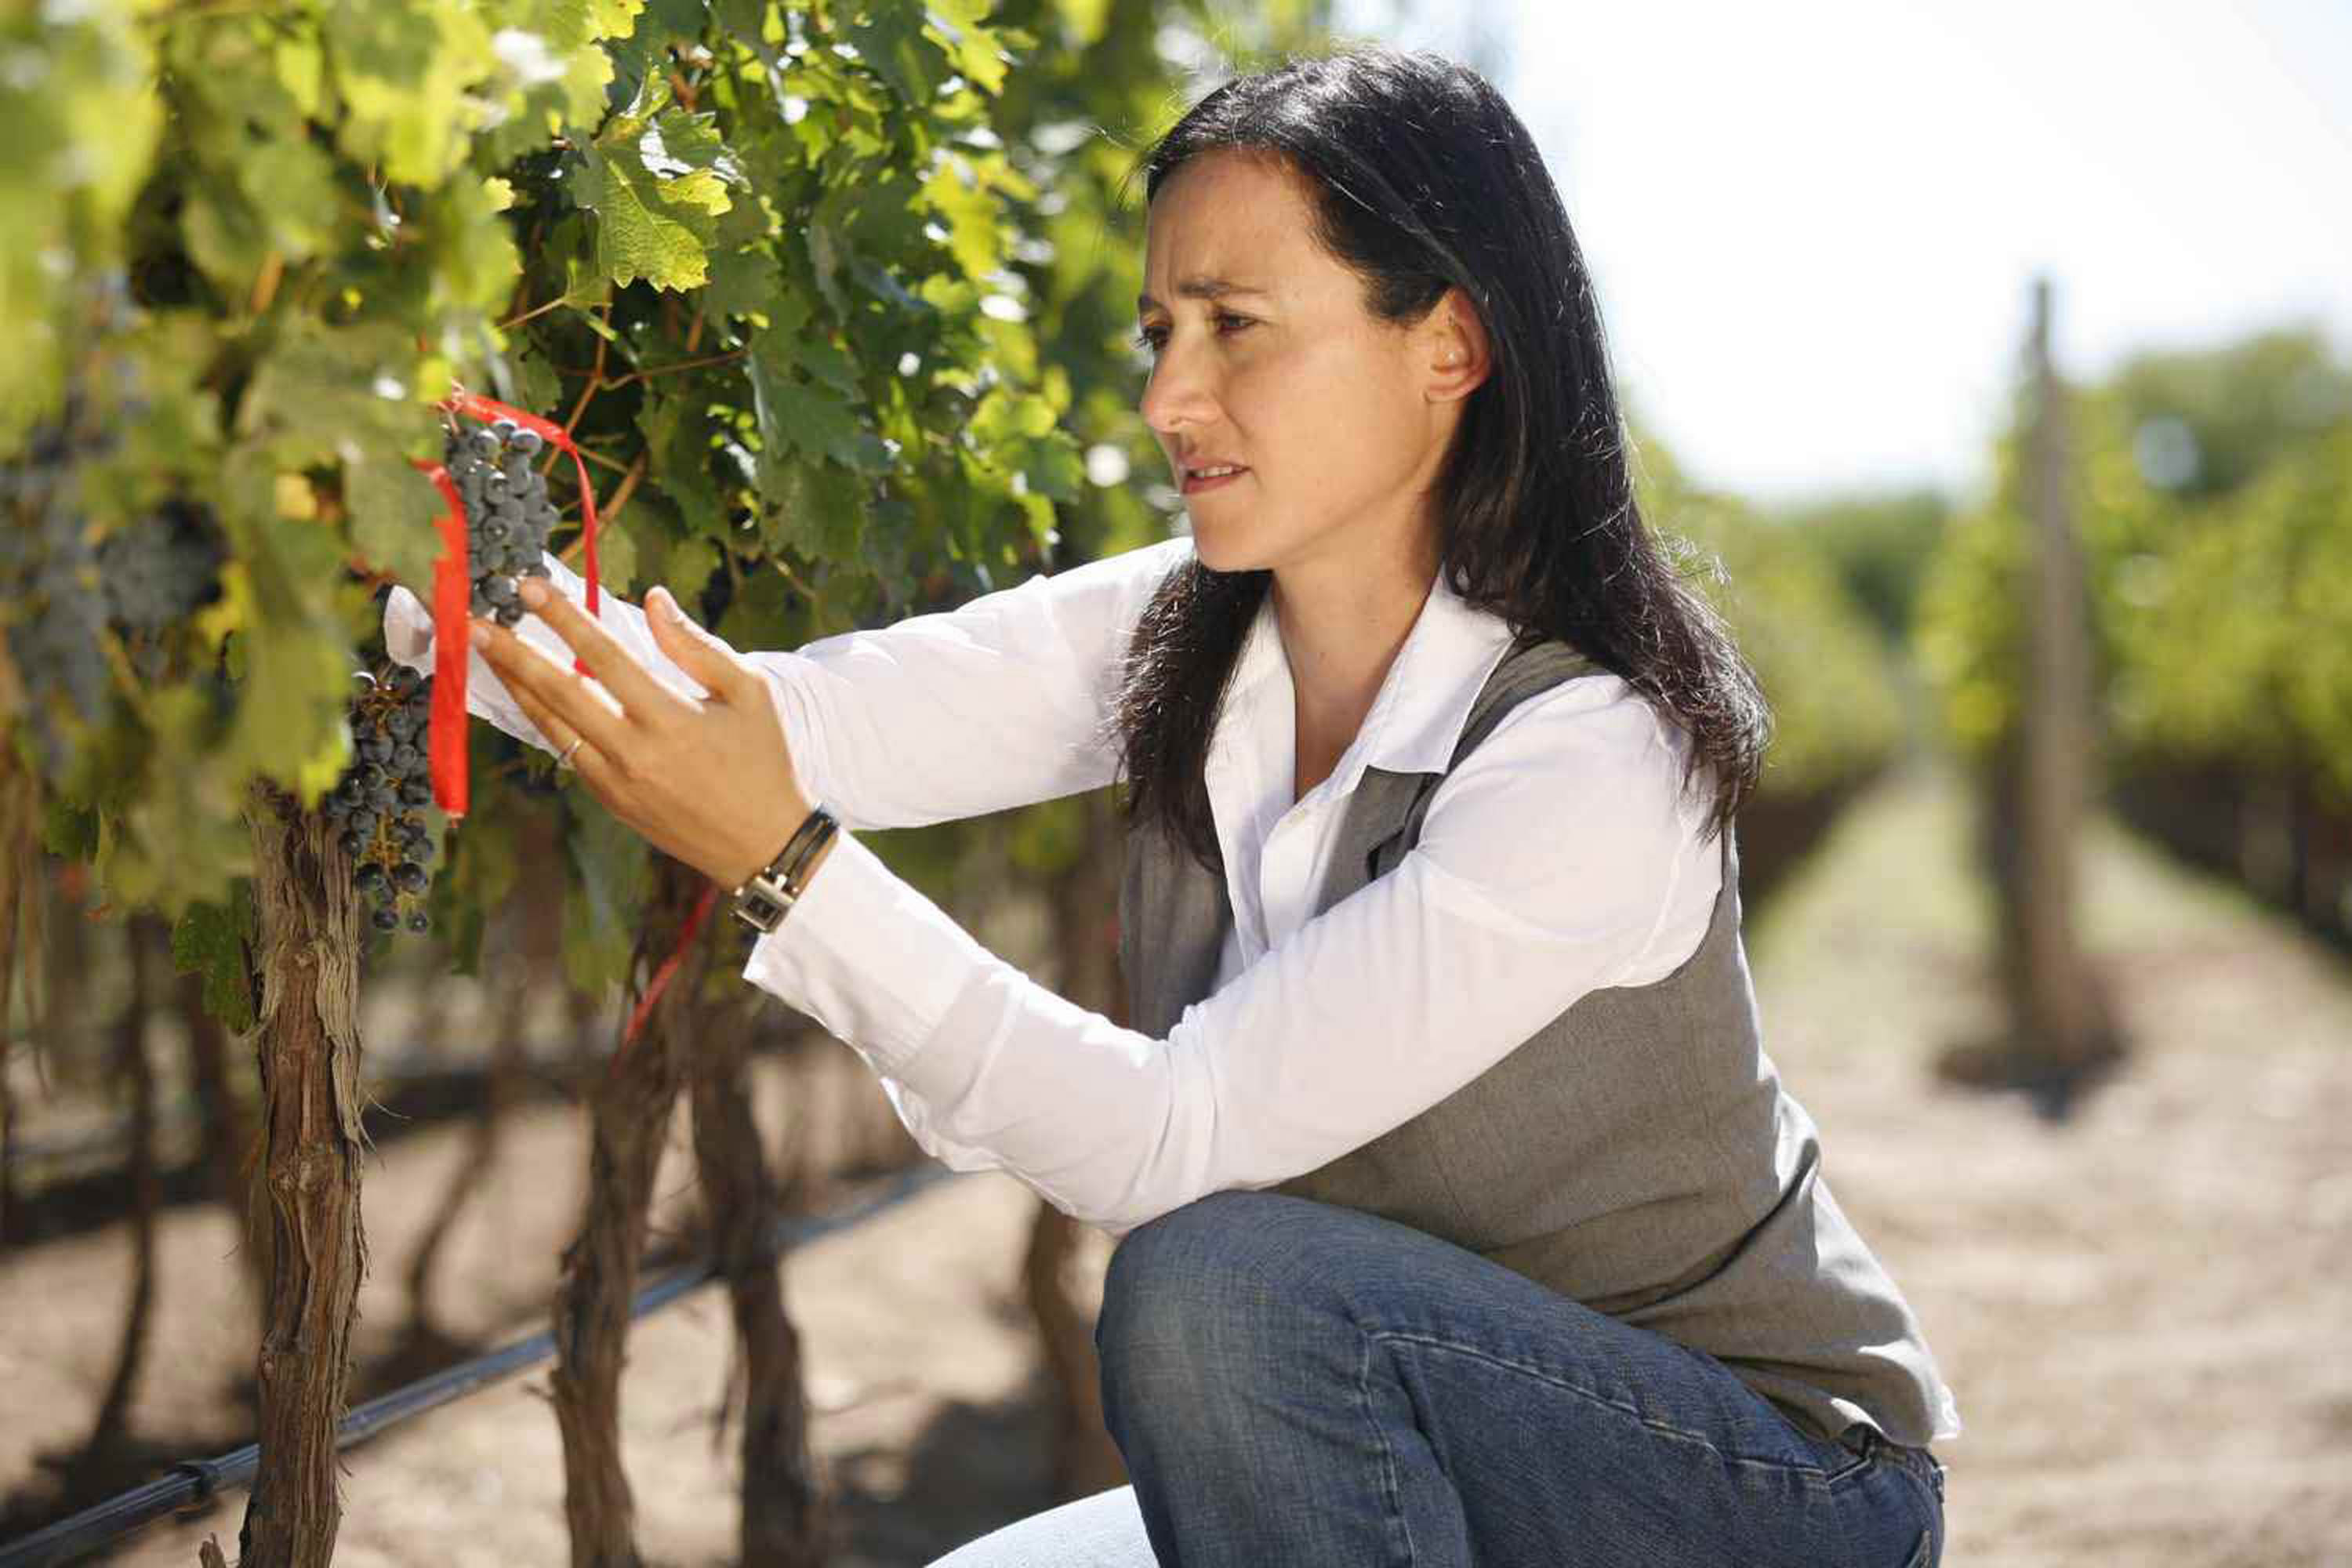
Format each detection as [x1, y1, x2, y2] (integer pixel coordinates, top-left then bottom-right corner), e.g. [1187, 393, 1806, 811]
[747, 327, 891, 474]
[171, 887, 258, 1034]
[322, 0, 494, 186]
[345, 455, 448, 596]
[1016, 433, 1085, 503]
[701, 245, 782, 322]
[234, 322, 426, 470]
[103, 688, 261, 918]
[561, 793, 650, 994]
[927, 0, 1012, 96]
[568, 145, 731, 292]
[566, 74, 737, 292]
[845, 5, 949, 107]
[42, 799, 100, 861]
[211, 494, 361, 801]
[757, 455, 869, 567]
[416, 173, 524, 317]
[660, 536, 722, 609]
[590, 521, 638, 597]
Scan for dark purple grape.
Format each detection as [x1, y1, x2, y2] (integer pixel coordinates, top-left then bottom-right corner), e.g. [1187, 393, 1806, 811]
[393, 862, 429, 894]
[354, 862, 387, 892]
[405, 912, 430, 934]
[399, 779, 432, 806]
[390, 743, 422, 774]
[387, 665, 419, 697]
[510, 429, 543, 457]
[349, 809, 379, 837]
[371, 906, 400, 932]
[338, 829, 365, 856]
[469, 430, 500, 458]
[495, 604, 524, 628]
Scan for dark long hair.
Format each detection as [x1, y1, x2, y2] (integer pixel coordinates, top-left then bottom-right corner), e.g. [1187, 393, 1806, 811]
[1111, 45, 1769, 874]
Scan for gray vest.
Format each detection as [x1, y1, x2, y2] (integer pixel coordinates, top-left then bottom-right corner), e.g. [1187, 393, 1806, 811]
[1119, 638, 1956, 1450]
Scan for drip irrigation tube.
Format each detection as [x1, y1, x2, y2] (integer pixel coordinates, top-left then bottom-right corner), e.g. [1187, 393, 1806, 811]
[0, 1160, 967, 1568]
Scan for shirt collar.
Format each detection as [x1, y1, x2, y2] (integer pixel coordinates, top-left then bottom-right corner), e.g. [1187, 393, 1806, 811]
[1223, 564, 1520, 796]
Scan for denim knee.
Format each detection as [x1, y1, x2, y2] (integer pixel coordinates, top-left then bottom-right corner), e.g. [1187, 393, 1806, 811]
[1098, 1190, 1247, 1364]
[1094, 1192, 1332, 1433]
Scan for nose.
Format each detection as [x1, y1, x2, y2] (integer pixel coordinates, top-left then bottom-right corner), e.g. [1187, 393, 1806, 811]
[1138, 333, 1218, 441]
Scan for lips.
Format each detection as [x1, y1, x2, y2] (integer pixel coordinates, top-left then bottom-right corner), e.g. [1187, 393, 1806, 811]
[1180, 461, 1249, 495]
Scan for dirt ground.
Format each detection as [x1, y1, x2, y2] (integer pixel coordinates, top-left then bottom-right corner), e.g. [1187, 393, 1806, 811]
[4, 758, 2350, 1566]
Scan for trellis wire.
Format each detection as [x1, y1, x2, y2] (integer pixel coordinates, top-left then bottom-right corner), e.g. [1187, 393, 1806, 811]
[0, 1160, 967, 1568]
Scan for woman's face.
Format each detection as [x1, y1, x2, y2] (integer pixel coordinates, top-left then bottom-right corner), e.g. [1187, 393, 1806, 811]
[1136, 149, 1475, 583]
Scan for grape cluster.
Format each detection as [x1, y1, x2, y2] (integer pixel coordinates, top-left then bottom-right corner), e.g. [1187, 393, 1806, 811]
[327, 664, 440, 935]
[2, 412, 116, 773]
[444, 419, 557, 628]
[99, 499, 227, 634]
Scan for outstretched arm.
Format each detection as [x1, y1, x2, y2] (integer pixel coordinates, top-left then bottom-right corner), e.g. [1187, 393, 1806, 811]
[386, 535, 1194, 830]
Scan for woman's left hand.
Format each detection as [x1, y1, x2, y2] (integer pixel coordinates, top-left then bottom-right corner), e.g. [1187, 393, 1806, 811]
[470, 578, 813, 891]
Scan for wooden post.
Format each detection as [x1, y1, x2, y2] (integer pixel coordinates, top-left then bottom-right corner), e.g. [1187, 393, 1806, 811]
[2017, 278, 2117, 1075]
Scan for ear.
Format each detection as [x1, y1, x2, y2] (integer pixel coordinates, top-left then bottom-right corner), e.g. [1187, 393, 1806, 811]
[1421, 285, 1492, 404]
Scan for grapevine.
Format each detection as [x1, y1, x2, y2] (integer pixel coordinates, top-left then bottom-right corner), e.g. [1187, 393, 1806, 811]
[325, 664, 441, 935]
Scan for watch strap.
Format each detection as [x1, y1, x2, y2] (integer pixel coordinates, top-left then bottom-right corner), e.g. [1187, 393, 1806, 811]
[730, 804, 840, 932]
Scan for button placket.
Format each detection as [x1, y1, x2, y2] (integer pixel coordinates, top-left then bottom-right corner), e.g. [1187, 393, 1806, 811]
[1258, 797, 1325, 948]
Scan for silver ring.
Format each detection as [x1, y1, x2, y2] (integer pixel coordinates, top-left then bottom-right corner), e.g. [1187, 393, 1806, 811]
[556, 735, 584, 771]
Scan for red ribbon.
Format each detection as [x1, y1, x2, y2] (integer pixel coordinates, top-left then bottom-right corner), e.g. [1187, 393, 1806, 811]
[412, 390, 605, 820]
[415, 459, 473, 818]
[608, 884, 718, 1081]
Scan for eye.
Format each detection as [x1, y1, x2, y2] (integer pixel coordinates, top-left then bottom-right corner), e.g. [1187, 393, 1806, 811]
[1131, 314, 1254, 356]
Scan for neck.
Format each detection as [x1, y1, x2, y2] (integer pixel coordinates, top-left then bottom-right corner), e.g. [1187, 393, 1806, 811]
[1270, 533, 1439, 739]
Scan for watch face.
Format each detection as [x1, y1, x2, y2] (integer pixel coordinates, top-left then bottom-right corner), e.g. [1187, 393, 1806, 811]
[738, 887, 790, 930]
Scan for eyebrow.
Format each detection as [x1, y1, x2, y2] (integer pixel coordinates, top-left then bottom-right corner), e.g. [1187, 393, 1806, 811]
[1135, 278, 1270, 314]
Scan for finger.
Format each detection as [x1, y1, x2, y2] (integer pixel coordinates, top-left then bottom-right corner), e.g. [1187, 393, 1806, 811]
[499, 656, 611, 783]
[474, 616, 633, 759]
[644, 586, 755, 705]
[514, 578, 691, 724]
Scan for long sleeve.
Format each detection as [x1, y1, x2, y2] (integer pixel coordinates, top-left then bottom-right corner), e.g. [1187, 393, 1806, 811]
[746, 676, 1715, 1239]
[382, 535, 1196, 829]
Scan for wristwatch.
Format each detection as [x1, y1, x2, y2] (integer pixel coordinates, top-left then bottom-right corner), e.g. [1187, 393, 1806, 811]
[730, 804, 840, 932]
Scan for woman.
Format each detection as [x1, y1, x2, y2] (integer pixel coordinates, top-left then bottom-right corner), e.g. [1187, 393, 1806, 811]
[396, 45, 1958, 1567]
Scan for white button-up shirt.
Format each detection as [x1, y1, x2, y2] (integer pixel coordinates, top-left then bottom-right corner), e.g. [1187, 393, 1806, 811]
[386, 537, 1721, 1238]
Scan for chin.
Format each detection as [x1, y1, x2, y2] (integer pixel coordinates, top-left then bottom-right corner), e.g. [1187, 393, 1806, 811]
[1183, 517, 1269, 576]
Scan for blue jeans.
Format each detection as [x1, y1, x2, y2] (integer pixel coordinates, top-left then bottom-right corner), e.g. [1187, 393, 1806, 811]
[935, 1190, 1944, 1566]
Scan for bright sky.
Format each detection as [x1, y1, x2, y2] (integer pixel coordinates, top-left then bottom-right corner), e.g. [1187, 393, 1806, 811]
[1324, 0, 2352, 509]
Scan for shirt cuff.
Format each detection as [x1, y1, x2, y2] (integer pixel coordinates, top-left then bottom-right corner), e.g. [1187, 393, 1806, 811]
[738, 829, 972, 1081]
